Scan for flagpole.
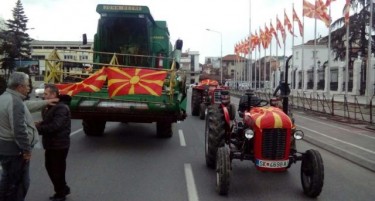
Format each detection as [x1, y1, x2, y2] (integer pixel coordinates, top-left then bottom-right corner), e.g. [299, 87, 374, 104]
[292, 4, 295, 90]
[326, 3, 332, 97]
[302, 15, 305, 91]
[313, 0, 318, 95]
[249, 0, 252, 88]
[367, 0, 373, 100]
[345, 25, 349, 96]
[254, 47, 258, 90]
[259, 47, 261, 91]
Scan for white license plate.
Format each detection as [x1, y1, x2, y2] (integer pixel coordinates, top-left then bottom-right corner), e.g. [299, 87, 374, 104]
[256, 159, 289, 168]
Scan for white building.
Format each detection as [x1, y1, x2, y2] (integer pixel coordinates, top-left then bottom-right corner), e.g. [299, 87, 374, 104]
[180, 50, 200, 84]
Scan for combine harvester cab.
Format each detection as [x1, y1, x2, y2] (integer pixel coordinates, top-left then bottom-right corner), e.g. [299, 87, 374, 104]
[44, 4, 187, 138]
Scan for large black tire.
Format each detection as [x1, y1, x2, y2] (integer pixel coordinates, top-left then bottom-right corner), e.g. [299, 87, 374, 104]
[301, 149, 324, 198]
[191, 89, 201, 116]
[228, 103, 236, 121]
[82, 120, 106, 136]
[156, 122, 173, 138]
[199, 103, 206, 120]
[216, 146, 231, 195]
[205, 104, 226, 169]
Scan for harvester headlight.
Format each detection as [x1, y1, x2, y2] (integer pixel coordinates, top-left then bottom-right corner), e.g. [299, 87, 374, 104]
[293, 130, 304, 140]
[244, 129, 254, 139]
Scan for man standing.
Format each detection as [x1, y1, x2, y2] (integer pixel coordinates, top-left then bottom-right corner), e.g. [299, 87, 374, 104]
[36, 84, 71, 201]
[0, 72, 58, 201]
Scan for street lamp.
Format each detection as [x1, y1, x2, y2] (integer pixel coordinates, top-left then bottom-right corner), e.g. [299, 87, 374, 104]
[206, 28, 223, 84]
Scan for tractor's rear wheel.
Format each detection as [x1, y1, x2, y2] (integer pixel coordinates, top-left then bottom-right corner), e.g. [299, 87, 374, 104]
[216, 146, 231, 195]
[156, 122, 173, 138]
[82, 120, 106, 136]
[191, 89, 201, 116]
[199, 103, 206, 120]
[205, 104, 226, 169]
[301, 149, 324, 198]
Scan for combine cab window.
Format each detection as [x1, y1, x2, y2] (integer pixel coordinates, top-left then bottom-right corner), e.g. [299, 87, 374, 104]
[99, 17, 151, 66]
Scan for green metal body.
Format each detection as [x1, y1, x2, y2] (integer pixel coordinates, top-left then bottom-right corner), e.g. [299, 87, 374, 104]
[69, 4, 186, 123]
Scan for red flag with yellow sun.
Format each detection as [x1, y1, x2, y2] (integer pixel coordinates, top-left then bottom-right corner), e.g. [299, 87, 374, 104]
[106, 67, 167, 98]
[57, 67, 107, 96]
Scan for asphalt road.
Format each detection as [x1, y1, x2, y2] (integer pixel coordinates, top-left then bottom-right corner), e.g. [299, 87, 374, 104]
[3, 90, 374, 201]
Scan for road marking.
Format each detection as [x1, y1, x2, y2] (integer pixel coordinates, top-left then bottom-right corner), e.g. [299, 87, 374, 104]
[296, 114, 375, 140]
[70, 128, 83, 137]
[184, 163, 199, 201]
[179, 129, 186, 147]
[300, 125, 375, 155]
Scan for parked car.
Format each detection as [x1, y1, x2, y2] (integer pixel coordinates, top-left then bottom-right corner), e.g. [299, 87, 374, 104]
[35, 83, 45, 98]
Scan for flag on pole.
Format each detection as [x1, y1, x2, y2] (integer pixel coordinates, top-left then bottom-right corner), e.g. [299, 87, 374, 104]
[284, 10, 295, 36]
[276, 16, 286, 43]
[303, 0, 331, 27]
[106, 67, 167, 97]
[264, 24, 273, 48]
[344, 0, 350, 26]
[270, 21, 281, 48]
[293, 6, 304, 37]
[325, 0, 336, 7]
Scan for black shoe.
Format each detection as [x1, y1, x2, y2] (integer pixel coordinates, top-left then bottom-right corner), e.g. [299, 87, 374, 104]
[51, 197, 66, 201]
[49, 194, 66, 201]
[49, 187, 70, 200]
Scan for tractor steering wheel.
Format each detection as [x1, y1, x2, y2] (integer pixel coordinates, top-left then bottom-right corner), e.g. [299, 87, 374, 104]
[255, 99, 269, 107]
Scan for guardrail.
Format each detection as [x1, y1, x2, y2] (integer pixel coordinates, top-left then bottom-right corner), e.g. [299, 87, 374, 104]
[230, 89, 375, 125]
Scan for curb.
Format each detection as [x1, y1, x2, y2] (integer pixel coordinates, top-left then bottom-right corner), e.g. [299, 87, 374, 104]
[303, 135, 375, 172]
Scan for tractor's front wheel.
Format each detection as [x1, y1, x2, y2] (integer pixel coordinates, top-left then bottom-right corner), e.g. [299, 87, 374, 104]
[82, 120, 106, 136]
[205, 104, 226, 169]
[301, 149, 324, 198]
[156, 122, 173, 138]
[216, 146, 231, 195]
[191, 89, 201, 116]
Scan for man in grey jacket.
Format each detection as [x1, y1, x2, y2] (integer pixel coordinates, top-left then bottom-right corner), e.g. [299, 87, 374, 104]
[0, 72, 58, 201]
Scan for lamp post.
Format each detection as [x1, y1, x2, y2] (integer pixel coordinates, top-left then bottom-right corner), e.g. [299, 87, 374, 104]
[206, 28, 223, 84]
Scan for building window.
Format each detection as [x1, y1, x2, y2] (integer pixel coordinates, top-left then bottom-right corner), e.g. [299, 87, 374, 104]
[43, 46, 54, 49]
[312, 50, 318, 59]
[31, 46, 43, 49]
[64, 55, 76, 60]
[295, 51, 299, 59]
[79, 55, 88, 60]
[70, 47, 79, 49]
[56, 46, 67, 50]
[190, 56, 195, 72]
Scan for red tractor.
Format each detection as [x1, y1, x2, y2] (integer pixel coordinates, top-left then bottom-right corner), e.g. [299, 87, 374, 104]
[191, 79, 235, 120]
[204, 56, 324, 197]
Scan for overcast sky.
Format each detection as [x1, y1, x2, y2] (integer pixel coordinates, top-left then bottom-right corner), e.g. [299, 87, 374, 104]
[0, 0, 346, 63]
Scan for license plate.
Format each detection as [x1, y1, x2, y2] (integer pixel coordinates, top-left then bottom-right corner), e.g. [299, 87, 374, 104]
[255, 159, 289, 168]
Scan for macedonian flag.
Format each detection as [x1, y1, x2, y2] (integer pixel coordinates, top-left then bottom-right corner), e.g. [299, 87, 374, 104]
[56, 67, 107, 96]
[106, 67, 167, 98]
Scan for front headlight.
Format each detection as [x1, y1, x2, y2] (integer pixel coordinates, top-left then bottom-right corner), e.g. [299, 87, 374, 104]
[293, 130, 304, 140]
[244, 129, 254, 139]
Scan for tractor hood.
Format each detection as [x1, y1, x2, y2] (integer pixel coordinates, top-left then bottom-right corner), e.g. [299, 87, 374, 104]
[244, 106, 293, 129]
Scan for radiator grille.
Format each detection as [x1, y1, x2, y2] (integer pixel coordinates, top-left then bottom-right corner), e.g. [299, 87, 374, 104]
[261, 128, 287, 159]
[213, 91, 221, 104]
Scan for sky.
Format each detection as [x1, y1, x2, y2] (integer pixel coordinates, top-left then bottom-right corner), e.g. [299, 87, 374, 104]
[0, 0, 347, 63]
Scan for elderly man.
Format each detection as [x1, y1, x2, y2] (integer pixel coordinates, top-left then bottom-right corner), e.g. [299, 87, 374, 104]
[0, 72, 58, 201]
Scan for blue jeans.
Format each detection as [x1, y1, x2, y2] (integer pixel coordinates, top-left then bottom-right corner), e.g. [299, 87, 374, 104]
[0, 155, 30, 201]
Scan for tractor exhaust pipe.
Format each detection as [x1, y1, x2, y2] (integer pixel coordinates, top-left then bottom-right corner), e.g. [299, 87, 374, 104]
[283, 55, 293, 115]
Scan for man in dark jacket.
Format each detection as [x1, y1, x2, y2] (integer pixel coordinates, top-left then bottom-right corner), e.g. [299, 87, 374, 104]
[36, 84, 71, 201]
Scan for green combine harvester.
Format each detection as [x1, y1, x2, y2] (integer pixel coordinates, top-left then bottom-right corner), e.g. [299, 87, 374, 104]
[55, 4, 187, 138]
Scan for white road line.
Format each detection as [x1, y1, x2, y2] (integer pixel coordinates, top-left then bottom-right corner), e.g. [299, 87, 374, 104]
[184, 163, 199, 201]
[300, 125, 375, 155]
[179, 129, 186, 147]
[296, 114, 375, 140]
[70, 128, 83, 137]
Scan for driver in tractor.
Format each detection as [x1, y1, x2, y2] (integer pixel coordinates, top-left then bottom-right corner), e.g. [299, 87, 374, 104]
[238, 89, 261, 118]
[273, 80, 290, 98]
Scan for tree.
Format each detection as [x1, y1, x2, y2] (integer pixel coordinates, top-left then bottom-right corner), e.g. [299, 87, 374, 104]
[330, 0, 375, 62]
[0, 0, 33, 76]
